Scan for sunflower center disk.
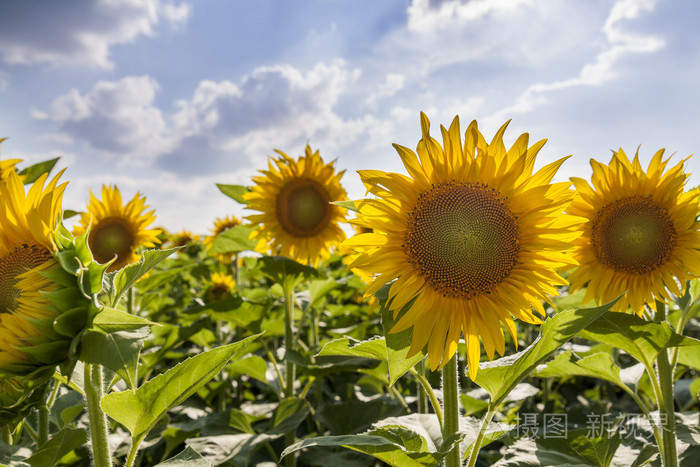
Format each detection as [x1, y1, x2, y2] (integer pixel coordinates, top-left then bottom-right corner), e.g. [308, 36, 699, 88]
[0, 243, 53, 313]
[90, 218, 135, 264]
[592, 196, 677, 275]
[405, 182, 520, 300]
[276, 178, 332, 237]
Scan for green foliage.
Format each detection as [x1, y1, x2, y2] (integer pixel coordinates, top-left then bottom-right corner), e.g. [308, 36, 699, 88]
[210, 225, 257, 253]
[18, 158, 60, 184]
[216, 183, 250, 204]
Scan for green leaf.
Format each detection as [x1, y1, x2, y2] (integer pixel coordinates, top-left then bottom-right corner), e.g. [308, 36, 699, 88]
[536, 351, 626, 389]
[474, 300, 618, 405]
[79, 328, 149, 390]
[676, 337, 700, 371]
[92, 307, 156, 333]
[259, 256, 319, 288]
[317, 336, 388, 361]
[210, 225, 257, 253]
[216, 184, 250, 204]
[578, 312, 689, 370]
[381, 305, 425, 387]
[101, 334, 262, 445]
[106, 248, 179, 307]
[227, 356, 268, 385]
[18, 157, 59, 184]
[270, 398, 311, 435]
[308, 278, 341, 308]
[24, 427, 87, 467]
[155, 446, 212, 466]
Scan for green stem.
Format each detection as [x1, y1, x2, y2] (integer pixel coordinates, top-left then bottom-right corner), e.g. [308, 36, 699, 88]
[466, 404, 498, 467]
[442, 355, 460, 467]
[265, 346, 285, 398]
[84, 363, 112, 467]
[642, 360, 666, 462]
[2, 425, 11, 445]
[621, 385, 664, 455]
[416, 360, 428, 414]
[655, 301, 678, 467]
[124, 435, 145, 467]
[283, 280, 296, 467]
[23, 422, 40, 445]
[37, 405, 49, 446]
[409, 366, 443, 428]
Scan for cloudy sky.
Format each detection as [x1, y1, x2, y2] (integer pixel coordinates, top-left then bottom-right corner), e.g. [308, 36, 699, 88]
[0, 0, 698, 233]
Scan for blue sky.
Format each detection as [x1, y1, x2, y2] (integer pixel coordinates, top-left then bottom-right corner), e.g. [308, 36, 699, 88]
[0, 0, 698, 233]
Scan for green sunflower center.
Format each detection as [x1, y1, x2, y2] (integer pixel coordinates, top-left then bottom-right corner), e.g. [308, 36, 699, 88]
[592, 195, 677, 275]
[0, 243, 53, 313]
[276, 178, 332, 237]
[405, 182, 520, 300]
[89, 217, 135, 265]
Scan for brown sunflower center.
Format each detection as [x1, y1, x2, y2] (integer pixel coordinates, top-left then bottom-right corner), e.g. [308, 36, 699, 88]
[89, 217, 135, 264]
[276, 178, 332, 237]
[591, 195, 677, 275]
[404, 182, 520, 300]
[0, 243, 53, 313]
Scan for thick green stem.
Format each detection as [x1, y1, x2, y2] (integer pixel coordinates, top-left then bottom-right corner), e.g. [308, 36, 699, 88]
[283, 281, 296, 467]
[84, 363, 112, 467]
[466, 405, 498, 467]
[655, 301, 678, 467]
[37, 405, 49, 446]
[409, 366, 443, 428]
[442, 355, 460, 467]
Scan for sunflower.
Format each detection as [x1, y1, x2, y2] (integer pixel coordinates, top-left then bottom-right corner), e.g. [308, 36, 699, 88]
[0, 170, 102, 377]
[170, 230, 201, 248]
[204, 215, 241, 249]
[244, 144, 348, 266]
[0, 137, 23, 182]
[567, 148, 700, 315]
[207, 272, 236, 301]
[346, 113, 579, 377]
[74, 185, 160, 272]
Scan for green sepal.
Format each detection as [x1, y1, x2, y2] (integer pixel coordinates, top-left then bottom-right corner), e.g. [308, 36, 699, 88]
[18, 341, 72, 365]
[216, 183, 250, 204]
[53, 307, 89, 338]
[18, 157, 59, 184]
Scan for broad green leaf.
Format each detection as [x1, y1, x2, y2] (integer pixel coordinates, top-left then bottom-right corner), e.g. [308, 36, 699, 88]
[216, 183, 250, 204]
[579, 313, 689, 369]
[210, 225, 257, 253]
[270, 398, 311, 435]
[474, 300, 617, 405]
[106, 248, 180, 307]
[185, 433, 279, 466]
[227, 356, 268, 385]
[309, 278, 341, 308]
[381, 303, 425, 386]
[24, 427, 87, 467]
[18, 157, 59, 184]
[259, 256, 319, 288]
[317, 336, 388, 361]
[676, 337, 700, 371]
[536, 351, 625, 389]
[79, 328, 149, 390]
[92, 307, 155, 333]
[102, 334, 261, 445]
[155, 446, 211, 466]
[496, 429, 621, 466]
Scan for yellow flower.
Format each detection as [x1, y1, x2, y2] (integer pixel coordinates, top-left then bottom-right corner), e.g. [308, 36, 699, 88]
[170, 230, 201, 248]
[567, 148, 700, 315]
[205, 215, 241, 249]
[0, 170, 70, 374]
[74, 185, 160, 272]
[0, 137, 24, 182]
[346, 113, 579, 377]
[244, 144, 348, 266]
[208, 272, 236, 301]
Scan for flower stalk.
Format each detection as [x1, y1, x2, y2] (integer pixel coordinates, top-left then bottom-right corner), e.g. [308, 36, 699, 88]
[84, 363, 112, 467]
[442, 355, 460, 467]
[655, 301, 678, 467]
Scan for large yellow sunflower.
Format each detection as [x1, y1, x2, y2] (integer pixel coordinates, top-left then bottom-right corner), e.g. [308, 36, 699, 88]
[74, 185, 160, 272]
[244, 144, 348, 266]
[0, 170, 67, 373]
[567, 148, 700, 315]
[346, 113, 579, 377]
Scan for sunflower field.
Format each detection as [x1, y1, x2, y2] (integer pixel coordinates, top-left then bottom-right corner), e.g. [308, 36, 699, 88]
[0, 114, 699, 467]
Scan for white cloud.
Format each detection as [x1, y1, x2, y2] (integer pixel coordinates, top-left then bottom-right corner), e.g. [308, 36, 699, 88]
[487, 0, 663, 122]
[407, 0, 533, 32]
[38, 75, 176, 165]
[364, 73, 406, 108]
[0, 0, 190, 69]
